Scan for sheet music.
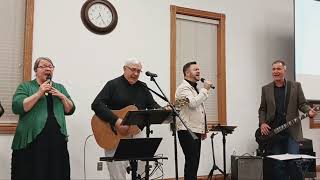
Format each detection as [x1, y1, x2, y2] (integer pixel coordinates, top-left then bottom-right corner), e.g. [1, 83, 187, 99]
[267, 153, 317, 161]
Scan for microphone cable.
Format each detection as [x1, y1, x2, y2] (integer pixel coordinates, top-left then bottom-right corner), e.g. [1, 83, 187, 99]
[83, 134, 93, 180]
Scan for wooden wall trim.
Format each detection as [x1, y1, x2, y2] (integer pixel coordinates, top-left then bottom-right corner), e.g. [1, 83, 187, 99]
[23, 0, 34, 82]
[175, 6, 224, 20]
[170, 5, 226, 125]
[0, 123, 17, 134]
[310, 118, 320, 129]
[164, 174, 224, 180]
[170, 5, 177, 102]
[164, 166, 320, 180]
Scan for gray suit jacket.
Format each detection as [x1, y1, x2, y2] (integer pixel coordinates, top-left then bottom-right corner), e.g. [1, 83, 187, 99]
[258, 80, 310, 141]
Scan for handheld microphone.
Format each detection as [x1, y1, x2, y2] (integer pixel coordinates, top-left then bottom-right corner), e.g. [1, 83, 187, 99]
[46, 74, 52, 83]
[45, 74, 52, 96]
[200, 78, 215, 89]
[145, 71, 158, 78]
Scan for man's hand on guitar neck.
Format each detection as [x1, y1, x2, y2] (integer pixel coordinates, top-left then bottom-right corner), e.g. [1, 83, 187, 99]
[115, 118, 129, 135]
[308, 107, 318, 118]
[260, 123, 271, 135]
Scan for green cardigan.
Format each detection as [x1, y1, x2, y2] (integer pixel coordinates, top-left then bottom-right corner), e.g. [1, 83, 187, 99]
[11, 79, 76, 150]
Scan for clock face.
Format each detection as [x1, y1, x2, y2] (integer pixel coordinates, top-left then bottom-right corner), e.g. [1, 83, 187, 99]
[88, 3, 113, 28]
[81, 0, 118, 35]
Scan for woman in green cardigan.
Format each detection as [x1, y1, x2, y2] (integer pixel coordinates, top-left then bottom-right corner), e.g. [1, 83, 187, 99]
[11, 57, 75, 180]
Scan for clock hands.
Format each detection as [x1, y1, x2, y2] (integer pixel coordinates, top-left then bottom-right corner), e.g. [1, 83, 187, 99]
[93, 12, 107, 26]
[99, 13, 107, 26]
[95, 13, 102, 20]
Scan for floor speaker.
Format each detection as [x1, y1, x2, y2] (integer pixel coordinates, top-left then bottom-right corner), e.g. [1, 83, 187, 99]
[231, 155, 263, 180]
[299, 138, 316, 178]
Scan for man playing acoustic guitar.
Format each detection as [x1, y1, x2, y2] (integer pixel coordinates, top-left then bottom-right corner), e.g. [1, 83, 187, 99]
[91, 58, 161, 180]
[258, 59, 317, 180]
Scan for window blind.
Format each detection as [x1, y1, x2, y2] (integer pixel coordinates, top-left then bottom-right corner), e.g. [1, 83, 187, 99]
[176, 17, 219, 124]
[0, 0, 26, 123]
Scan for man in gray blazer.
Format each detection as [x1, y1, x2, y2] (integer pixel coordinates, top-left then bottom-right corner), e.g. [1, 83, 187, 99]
[258, 59, 317, 180]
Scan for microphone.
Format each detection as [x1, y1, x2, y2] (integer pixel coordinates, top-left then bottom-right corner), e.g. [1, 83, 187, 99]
[200, 78, 215, 89]
[145, 71, 158, 78]
[45, 74, 52, 96]
[46, 74, 52, 82]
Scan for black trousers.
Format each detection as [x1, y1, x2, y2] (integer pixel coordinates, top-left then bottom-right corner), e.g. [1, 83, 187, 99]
[11, 117, 70, 180]
[178, 130, 201, 180]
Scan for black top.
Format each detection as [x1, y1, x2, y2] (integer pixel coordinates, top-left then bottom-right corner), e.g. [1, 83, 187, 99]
[91, 75, 161, 127]
[45, 93, 62, 135]
[274, 84, 286, 128]
[185, 79, 199, 94]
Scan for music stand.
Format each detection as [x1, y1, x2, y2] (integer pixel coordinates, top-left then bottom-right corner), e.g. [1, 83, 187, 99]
[100, 138, 167, 180]
[121, 109, 171, 179]
[208, 125, 237, 180]
[122, 108, 172, 137]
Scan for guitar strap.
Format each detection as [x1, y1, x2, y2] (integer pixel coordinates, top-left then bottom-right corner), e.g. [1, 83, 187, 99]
[284, 80, 291, 117]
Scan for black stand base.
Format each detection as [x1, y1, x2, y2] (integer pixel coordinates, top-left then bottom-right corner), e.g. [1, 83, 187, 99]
[128, 160, 141, 180]
[208, 165, 225, 180]
[207, 132, 226, 180]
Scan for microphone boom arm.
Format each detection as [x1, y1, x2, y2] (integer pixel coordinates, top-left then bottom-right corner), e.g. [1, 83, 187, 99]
[148, 76, 198, 140]
[145, 86, 167, 102]
[147, 75, 198, 180]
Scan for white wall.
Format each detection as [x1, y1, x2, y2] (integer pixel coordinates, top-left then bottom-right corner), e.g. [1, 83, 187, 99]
[1, 0, 319, 179]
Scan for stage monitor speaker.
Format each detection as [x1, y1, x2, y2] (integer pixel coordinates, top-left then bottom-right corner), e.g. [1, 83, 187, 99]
[299, 138, 316, 178]
[231, 155, 263, 180]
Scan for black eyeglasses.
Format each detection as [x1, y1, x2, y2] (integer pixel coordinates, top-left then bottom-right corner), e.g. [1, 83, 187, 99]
[37, 65, 55, 69]
[125, 66, 142, 73]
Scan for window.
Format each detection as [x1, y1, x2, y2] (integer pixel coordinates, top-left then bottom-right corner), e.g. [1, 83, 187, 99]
[170, 6, 226, 127]
[309, 100, 320, 129]
[0, 0, 34, 134]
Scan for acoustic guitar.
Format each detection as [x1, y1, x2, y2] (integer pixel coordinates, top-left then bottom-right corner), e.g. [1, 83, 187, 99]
[91, 105, 140, 150]
[91, 97, 189, 150]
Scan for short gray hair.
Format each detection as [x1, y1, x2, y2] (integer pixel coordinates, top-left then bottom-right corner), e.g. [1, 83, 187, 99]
[272, 59, 287, 70]
[124, 58, 142, 67]
[33, 57, 54, 72]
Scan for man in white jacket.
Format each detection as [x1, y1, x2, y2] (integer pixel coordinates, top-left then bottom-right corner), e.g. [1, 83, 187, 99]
[175, 61, 213, 180]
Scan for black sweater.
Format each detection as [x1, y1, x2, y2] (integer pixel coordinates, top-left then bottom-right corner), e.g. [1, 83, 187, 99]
[91, 75, 160, 127]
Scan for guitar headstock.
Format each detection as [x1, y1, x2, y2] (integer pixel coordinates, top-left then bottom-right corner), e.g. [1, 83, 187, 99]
[175, 97, 189, 108]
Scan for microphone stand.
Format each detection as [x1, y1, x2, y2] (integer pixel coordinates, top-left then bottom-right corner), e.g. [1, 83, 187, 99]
[147, 76, 198, 180]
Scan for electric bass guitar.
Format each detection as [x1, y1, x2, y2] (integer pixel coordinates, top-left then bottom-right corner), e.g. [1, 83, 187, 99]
[255, 106, 319, 151]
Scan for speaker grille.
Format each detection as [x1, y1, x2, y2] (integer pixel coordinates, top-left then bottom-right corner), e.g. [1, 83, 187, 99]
[231, 156, 263, 180]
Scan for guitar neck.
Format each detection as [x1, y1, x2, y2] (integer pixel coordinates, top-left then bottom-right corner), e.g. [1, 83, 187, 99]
[273, 113, 308, 134]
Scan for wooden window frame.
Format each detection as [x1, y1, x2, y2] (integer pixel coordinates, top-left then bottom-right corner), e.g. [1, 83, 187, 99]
[0, 0, 34, 134]
[309, 100, 320, 129]
[170, 5, 227, 127]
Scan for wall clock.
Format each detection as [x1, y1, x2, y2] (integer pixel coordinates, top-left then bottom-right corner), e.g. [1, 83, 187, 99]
[81, 0, 118, 35]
